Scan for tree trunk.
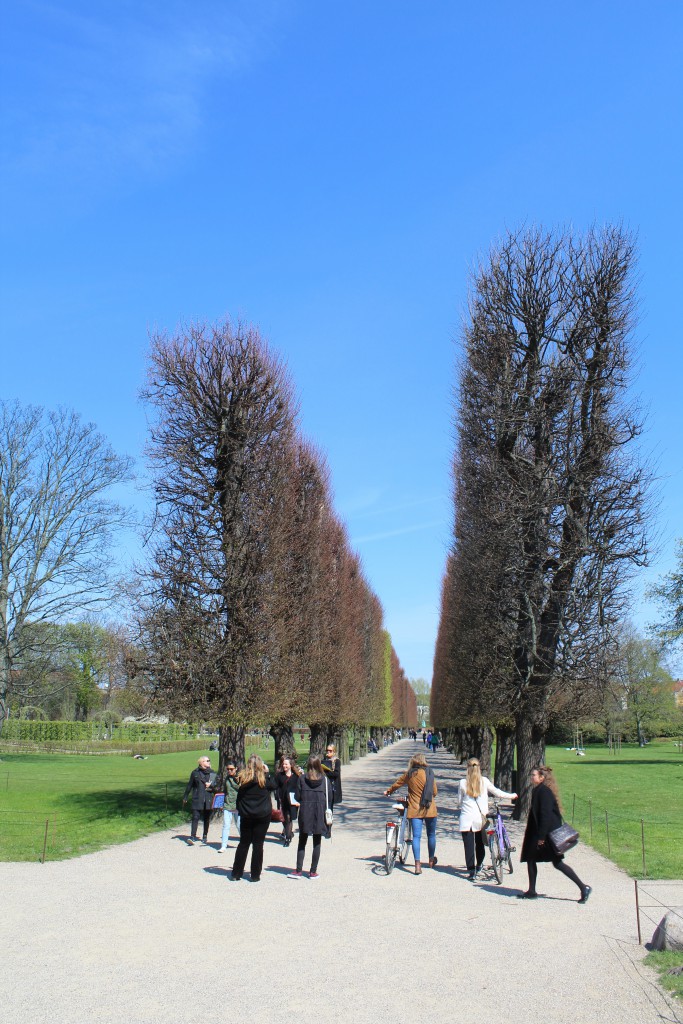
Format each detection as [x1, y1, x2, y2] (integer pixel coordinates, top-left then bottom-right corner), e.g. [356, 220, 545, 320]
[218, 724, 245, 781]
[308, 723, 327, 757]
[513, 712, 546, 819]
[494, 724, 515, 791]
[269, 724, 296, 765]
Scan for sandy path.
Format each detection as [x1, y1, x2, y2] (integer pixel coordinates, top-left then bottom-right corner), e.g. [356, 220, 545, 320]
[1, 739, 679, 1024]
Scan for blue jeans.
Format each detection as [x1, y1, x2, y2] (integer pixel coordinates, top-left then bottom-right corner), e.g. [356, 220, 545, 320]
[220, 809, 240, 850]
[411, 816, 437, 862]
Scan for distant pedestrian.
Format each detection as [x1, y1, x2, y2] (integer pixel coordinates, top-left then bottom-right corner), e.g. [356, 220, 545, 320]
[230, 755, 277, 882]
[217, 760, 240, 854]
[287, 756, 330, 879]
[457, 758, 516, 880]
[384, 751, 438, 874]
[519, 765, 591, 903]
[182, 755, 217, 844]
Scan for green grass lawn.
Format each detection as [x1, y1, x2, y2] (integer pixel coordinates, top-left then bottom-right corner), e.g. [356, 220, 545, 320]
[0, 739, 310, 862]
[546, 741, 683, 879]
[643, 951, 683, 1002]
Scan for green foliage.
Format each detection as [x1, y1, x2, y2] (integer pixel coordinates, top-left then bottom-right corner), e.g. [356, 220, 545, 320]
[643, 952, 683, 1001]
[548, 741, 683, 879]
[1, 720, 201, 743]
[649, 538, 683, 649]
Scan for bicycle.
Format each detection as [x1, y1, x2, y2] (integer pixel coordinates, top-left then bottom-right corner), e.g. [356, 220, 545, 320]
[485, 800, 515, 884]
[385, 796, 411, 874]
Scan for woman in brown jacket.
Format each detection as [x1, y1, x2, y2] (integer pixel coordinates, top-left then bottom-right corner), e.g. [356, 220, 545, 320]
[384, 752, 438, 875]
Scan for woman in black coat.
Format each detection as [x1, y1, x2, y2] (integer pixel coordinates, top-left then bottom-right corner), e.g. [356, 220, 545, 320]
[287, 756, 330, 879]
[519, 765, 591, 903]
[230, 755, 277, 883]
[321, 743, 342, 805]
[274, 754, 303, 847]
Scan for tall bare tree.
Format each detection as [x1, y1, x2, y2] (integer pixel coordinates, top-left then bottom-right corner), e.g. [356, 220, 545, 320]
[137, 320, 295, 769]
[0, 400, 132, 732]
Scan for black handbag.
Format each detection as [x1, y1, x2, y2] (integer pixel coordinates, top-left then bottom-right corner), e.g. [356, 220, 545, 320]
[548, 822, 579, 855]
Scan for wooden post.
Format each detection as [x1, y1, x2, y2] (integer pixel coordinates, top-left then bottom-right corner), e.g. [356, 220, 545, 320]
[641, 819, 646, 877]
[589, 799, 593, 837]
[572, 793, 576, 825]
[634, 879, 642, 944]
[41, 818, 49, 864]
[605, 810, 610, 855]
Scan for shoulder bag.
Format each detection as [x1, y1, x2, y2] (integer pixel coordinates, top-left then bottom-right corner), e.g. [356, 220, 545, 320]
[324, 778, 333, 827]
[547, 822, 579, 855]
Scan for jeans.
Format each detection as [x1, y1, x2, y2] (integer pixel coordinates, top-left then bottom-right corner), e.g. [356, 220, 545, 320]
[296, 832, 322, 873]
[411, 816, 437, 862]
[231, 815, 270, 880]
[220, 810, 240, 850]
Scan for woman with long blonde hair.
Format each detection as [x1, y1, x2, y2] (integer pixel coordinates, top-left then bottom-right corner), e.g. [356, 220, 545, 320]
[457, 757, 517, 880]
[519, 765, 591, 902]
[230, 755, 277, 883]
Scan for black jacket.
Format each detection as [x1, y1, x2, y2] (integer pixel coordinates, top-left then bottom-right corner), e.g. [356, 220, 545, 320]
[521, 782, 563, 863]
[236, 776, 277, 820]
[274, 770, 301, 813]
[297, 775, 329, 835]
[183, 768, 217, 811]
[321, 757, 342, 803]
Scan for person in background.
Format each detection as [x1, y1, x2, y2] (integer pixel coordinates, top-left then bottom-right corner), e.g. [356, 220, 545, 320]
[457, 758, 517, 880]
[274, 754, 302, 847]
[287, 756, 328, 879]
[321, 743, 342, 807]
[182, 755, 217, 844]
[519, 765, 592, 903]
[383, 751, 438, 875]
[217, 760, 240, 854]
[230, 755, 277, 883]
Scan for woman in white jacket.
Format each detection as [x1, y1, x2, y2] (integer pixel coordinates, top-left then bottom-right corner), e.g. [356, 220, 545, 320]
[458, 758, 517, 880]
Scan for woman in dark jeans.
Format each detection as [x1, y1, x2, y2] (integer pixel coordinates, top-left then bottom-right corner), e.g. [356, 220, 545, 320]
[230, 755, 277, 883]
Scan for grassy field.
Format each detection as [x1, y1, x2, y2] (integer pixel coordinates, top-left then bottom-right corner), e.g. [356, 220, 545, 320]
[546, 741, 683, 879]
[0, 739, 310, 862]
[643, 952, 683, 1002]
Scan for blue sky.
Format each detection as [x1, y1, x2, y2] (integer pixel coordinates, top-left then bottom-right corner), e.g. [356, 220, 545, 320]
[2, 1, 682, 681]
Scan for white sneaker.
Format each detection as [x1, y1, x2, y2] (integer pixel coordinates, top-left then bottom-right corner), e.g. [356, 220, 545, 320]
[217, 848, 226, 854]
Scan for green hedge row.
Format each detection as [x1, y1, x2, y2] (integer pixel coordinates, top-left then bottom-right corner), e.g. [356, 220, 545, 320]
[0, 738, 210, 756]
[1, 720, 203, 743]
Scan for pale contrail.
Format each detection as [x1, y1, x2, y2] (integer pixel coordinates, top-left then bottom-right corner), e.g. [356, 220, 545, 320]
[352, 519, 445, 544]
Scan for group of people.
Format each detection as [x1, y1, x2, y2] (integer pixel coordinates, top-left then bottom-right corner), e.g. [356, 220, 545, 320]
[183, 745, 592, 902]
[182, 744, 342, 882]
[384, 752, 592, 902]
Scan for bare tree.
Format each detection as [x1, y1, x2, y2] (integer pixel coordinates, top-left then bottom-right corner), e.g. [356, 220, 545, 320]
[136, 320, 296, 770]
[436, 227, 651, 814]
[0, 400, 132, 732]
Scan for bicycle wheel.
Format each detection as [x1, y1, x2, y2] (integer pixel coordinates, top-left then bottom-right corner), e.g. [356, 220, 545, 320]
[399, 819, 410, 864]
[489, 831, 503, 884]
[501, 826, 514, 874]
[385, 826, 398, 874]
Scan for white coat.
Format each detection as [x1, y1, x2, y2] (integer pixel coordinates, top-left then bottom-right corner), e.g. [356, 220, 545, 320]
[457, 777, 516, 832]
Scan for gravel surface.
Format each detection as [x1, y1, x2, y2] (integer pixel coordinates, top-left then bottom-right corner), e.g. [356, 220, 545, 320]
[2, 739, 680, 1024]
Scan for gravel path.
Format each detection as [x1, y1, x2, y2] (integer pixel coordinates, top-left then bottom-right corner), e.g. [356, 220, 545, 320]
[2, 739, 680, 1024]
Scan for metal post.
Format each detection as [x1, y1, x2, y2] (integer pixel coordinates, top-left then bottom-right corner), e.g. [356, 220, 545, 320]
[589, 799, 593, 838]
[641, 819, 646, 877]
[605, 810, 610, 855]
[572, 793, 576, 825]
[41, 819, 49, 864]
[634, 879, 642, 944]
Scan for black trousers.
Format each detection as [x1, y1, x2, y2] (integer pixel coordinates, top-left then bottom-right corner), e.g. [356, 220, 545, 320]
[461, 829, 486, 871]
[296, 832, 322, 873]
[527, 856, 586, 895]
[191, 807, 211, 839]
[231, 815, 270, 880]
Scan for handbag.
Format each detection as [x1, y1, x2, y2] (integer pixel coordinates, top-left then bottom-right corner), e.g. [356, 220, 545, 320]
[547, 822, 579, 855]
[324, 778, 333, 827]
[270, 793, 284, 823]
[475, 797, 488, 831]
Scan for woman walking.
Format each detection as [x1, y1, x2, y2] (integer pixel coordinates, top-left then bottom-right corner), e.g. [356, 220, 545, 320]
[230, 755, 276, 883]
[275, 754, 302, 847]
[287, 756, 329, 879]
[383, 751, 438, 875]
[217, 760, 240, 854]
[519, 765, 592, 903]
[458, 758, 517, 880]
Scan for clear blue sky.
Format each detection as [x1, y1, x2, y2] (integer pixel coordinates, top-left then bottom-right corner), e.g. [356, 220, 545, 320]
[2, 1, 682, 681]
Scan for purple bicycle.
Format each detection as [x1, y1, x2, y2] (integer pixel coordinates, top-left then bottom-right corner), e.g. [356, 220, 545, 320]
[485, 800, 515, 884]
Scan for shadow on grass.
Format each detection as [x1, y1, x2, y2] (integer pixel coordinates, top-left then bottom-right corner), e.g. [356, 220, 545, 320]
[60, 787, 186, 823]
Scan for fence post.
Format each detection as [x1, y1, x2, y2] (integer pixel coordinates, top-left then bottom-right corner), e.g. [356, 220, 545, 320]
[572, 793, 575, 825]
[41, 818, 50, 864]
[605, 810, 610, 855]
[589, 799, 593, 838]
[165, 783, 168, 813]
[634, 879, 642, 944]
[641, 819, 646, 877]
